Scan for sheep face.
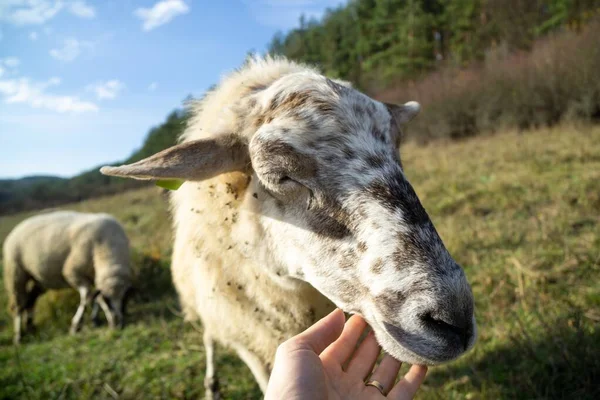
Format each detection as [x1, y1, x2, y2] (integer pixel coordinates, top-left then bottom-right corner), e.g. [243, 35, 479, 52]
[100, 72, 476, 365]
[246, 75, 477, 365]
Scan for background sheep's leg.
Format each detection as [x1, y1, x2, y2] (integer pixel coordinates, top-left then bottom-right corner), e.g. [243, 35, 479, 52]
[90, 300, 101, 326]
[9, 264, 29, 345]
[96, 295, 116, 328]
[69, 286, 90, 335]
[64, 251, 96, 334]
[231, 343, 270, 393]
[203, 331, 220, 400]
[13, 314, 22, 345]
[22, 310, 32, 334]
[24, 281, 44, 332]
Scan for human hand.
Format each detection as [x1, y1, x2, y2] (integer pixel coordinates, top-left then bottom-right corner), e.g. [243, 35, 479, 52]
[265, 308, 428, 400]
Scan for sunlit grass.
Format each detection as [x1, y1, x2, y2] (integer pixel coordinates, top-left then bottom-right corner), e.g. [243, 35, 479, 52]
[1, 124, 599, 399]
[401, 124, 600, 399]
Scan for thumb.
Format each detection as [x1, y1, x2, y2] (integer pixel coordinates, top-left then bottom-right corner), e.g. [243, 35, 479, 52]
[293, 308, 346, 354]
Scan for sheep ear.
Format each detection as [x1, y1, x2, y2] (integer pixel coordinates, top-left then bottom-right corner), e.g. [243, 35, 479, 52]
[385, 101, 421, 125]
[100, 135, 249, 182]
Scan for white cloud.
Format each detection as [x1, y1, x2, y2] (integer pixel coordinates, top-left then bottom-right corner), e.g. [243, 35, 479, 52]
[68, 1, 95, 19]
[86, 79, 125, 100]
[29, 31, 38, 40]
[0, 0, 63, 25]
[0, 57, 20, 77]
[148, 82, 158, 91]
[2, 57, 21, 68]
[0, 76, 98, 113]
[49, 38, 92, 62]
[0, 1, 95, 26]
[134, 0, 189, 32]
[0, 57, 21, 78]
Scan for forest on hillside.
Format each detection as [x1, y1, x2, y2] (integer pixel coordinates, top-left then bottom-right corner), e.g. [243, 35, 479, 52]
[271, 0, 600, 140]
[2, 0, 598, 215]
[269, 0, 598, 88]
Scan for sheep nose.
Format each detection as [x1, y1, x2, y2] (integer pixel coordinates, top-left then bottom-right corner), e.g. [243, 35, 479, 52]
[421, 312, 472, 350]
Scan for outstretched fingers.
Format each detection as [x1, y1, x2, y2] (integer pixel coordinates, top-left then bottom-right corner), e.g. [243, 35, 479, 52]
[387, 364, 428, 400]
[320, 314, 368, 365]
[364, 354, 402, 395]
[292, 308, 346, 354]
[345, 330, 381, 380]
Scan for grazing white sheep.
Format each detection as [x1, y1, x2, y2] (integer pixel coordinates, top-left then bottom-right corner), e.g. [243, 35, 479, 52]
[101, 56, 476, 398]
[3, 210, 132, 343]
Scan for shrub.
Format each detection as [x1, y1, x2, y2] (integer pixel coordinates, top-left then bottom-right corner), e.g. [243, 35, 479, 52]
[377, 19, 600, 142]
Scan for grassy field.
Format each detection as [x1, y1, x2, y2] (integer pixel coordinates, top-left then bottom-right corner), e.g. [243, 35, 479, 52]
[1, 125, 599, 399]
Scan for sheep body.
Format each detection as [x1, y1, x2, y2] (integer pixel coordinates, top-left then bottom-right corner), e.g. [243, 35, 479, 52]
[3, 210, 131, 342]
[170, 58, 336, 390]
[171, 171, 334, 385]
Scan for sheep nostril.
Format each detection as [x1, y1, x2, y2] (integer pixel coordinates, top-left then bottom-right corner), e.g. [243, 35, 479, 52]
[422, 313, 470, 347]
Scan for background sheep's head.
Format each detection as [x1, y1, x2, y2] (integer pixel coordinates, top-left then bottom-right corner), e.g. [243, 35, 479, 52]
[100, 73, 476, 365]
[95, 276, 132, 329]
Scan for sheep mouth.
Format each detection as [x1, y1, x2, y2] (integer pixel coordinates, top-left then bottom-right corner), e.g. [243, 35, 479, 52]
[372, 319, 467, 365]
[382, 321, 443, 363]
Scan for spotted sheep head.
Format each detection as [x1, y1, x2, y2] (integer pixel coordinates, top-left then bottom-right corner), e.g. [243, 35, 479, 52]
[101, 70, 476, 365]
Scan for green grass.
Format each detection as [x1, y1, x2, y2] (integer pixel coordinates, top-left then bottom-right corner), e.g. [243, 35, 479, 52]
[0, 189, 261, 399]
[1, 125, 599, 399]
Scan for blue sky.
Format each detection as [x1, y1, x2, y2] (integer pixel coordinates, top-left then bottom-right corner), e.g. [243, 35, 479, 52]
[0, 0, 344, 179]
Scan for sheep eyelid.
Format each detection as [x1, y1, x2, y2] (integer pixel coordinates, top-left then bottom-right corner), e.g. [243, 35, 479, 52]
[263, 175, 314, 205]
[278, 176, 293, 184]
[275, 175, 304, 190]
[306, 189, 315, 210]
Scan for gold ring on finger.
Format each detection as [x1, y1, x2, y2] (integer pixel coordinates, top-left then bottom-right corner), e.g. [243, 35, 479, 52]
[365, 380, 386, 395]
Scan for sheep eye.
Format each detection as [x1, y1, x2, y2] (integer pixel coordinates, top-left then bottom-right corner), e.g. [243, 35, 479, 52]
[261, 173, 313, 204]
[275, 175, 302, 191]
[306, 189, 315, 210]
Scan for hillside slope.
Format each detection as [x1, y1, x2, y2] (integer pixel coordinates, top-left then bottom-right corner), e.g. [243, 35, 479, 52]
[0, 110, 188, 216]
[0, 125, 599, 399]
